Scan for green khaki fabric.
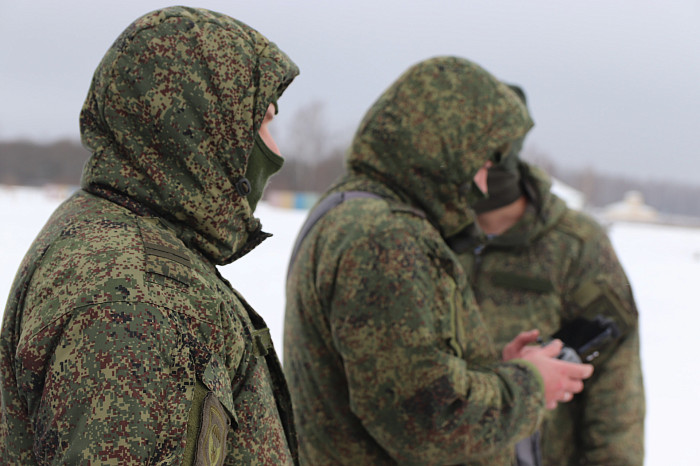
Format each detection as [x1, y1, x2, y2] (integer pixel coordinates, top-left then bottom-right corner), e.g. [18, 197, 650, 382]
[284, 57, 546, 465]
[0, 7, 299, 464]
[452, 164, 645, 465]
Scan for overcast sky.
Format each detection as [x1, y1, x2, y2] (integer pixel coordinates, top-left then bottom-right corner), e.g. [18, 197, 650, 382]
[1, 0, 699, 185]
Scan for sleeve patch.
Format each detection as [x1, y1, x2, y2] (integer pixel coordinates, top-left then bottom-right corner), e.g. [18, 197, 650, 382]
[196, 392, 231, 466]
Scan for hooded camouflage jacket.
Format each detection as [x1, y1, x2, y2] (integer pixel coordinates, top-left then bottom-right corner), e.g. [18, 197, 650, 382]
[284, 57, 547, 465]
[450, 164, 645, 465]
[0, 7, 299, 464]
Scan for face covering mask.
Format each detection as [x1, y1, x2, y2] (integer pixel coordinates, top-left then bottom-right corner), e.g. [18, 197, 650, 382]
[244, 133, 284, 212]
[471, 164, 523, 213]
[471, 141, 525, 213]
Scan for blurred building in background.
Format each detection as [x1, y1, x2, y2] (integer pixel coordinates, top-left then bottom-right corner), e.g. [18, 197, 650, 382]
[602, 191, 659, 223]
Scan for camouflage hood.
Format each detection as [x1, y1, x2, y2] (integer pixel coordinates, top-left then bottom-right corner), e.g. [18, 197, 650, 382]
[80, 7, 298, 265]
[346, 57, 533, 237]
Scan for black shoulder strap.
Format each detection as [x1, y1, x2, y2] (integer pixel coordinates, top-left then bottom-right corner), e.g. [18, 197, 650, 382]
[287, 191, 382, 276]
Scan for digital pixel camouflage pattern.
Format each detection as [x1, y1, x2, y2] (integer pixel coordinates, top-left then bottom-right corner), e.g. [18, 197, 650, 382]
[284, 57, 548, 465]
[0, 7, 299, 464]
[450, 164, 645, 465]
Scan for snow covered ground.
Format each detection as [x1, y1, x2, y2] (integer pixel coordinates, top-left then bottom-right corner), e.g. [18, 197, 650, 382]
[1, 184, 698, 465]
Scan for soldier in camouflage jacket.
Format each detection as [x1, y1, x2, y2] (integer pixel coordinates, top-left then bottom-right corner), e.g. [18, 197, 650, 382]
[0, 7, 299, 464]
[284, 57, 592, 465]
[449, 156, 645, 465]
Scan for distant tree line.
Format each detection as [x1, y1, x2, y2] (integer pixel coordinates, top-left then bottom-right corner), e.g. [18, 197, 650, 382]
[522, 150, 700, 217]
[0, 140, 90, 186]
[1, 102, 699, 217]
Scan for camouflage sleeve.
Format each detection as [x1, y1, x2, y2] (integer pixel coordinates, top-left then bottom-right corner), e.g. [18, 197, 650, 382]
[564, 220, 645, 464]
[329, 229, 544, 464]
[579, 329, 645, 464]
[20, 302, 193, 464]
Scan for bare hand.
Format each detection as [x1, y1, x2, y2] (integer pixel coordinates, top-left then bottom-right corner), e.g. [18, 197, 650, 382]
[502, 329, 541, 361]
[519, 339, 594, 410]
